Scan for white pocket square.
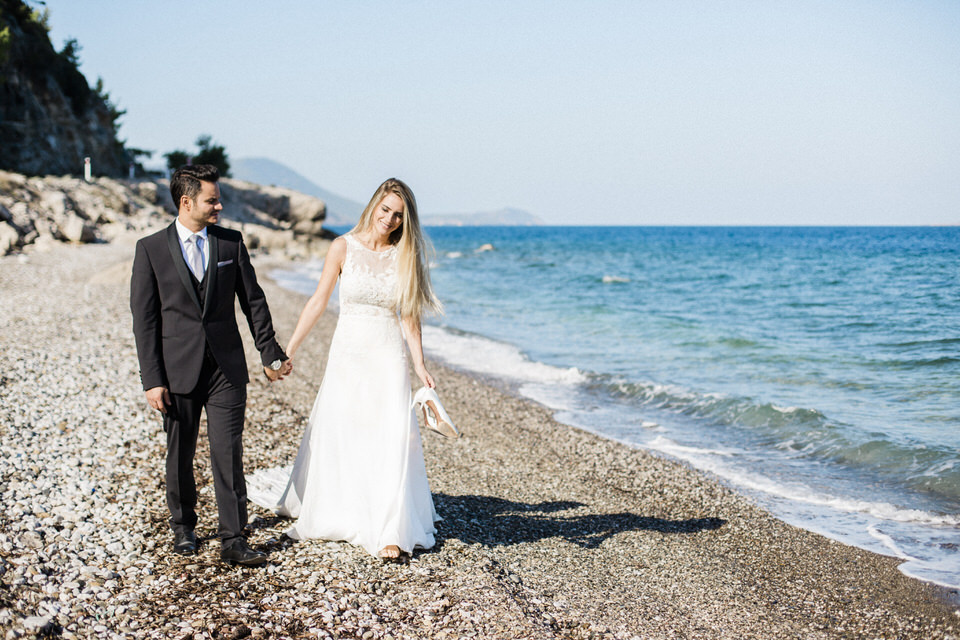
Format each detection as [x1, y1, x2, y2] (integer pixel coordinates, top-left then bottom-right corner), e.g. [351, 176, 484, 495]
[217, 260, 234, 267]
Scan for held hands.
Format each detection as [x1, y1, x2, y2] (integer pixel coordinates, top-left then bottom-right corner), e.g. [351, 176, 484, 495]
[146, 386, 171, 413]
[264, 359, 293, 382]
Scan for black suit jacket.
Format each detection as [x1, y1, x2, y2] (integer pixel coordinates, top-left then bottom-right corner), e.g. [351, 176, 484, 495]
[130, 222, 286, 394]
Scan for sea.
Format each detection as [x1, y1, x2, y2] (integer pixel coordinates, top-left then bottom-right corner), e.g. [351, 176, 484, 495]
[271, 225, 960, 590]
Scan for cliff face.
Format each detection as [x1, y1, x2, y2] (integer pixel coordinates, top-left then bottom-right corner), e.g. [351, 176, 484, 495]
[0, 0, 130, 177]
[0, 170, 330, 257]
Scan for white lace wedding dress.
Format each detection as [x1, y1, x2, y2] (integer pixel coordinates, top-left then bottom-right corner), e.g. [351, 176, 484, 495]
[247, 233, 438, 556]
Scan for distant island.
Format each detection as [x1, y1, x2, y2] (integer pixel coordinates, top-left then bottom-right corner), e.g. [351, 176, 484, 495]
[233, 157, 543, 228]
[420, 208, 544, 227]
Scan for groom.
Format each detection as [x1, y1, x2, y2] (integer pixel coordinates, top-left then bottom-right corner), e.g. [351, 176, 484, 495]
[130, 164, 291, 566]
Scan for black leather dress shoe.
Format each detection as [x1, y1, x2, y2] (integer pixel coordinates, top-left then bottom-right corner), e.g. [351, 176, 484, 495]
[220, 539, 267, 566]
[173, 531, 197, 555]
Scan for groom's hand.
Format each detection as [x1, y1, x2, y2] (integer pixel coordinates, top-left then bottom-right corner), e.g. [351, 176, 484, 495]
[145, 386, 171, 414]
[264, 358, 293, 382]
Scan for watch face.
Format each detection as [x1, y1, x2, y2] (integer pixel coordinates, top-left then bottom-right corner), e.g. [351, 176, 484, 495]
[270, 360, 282, 370]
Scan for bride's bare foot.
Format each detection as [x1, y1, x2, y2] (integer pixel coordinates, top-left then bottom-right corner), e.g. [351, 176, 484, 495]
[379, 545, 402, 561]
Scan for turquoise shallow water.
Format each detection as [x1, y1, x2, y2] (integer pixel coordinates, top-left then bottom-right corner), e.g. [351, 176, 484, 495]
[277, 225, 960, 589]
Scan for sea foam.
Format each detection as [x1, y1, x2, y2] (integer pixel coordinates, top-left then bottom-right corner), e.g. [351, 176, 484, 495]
[422, 325, 585, 386]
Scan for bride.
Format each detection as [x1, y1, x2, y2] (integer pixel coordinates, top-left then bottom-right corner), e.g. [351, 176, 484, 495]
[249, 178, 442, 560]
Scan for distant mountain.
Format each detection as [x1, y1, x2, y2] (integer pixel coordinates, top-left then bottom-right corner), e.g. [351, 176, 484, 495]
[421, 207, 544, 227]
[232, 157, 363, 226]
[232, 158, 543, 228]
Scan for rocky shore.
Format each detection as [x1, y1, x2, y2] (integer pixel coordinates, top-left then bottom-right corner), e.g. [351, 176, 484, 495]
[0, 170, 332, 258]
[1, 236, 958, 639]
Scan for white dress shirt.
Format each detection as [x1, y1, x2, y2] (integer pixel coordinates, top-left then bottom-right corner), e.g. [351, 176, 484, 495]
[175, 219, 209, 278]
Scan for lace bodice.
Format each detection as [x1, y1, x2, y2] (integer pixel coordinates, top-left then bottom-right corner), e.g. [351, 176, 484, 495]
[339, 234, 399, 318]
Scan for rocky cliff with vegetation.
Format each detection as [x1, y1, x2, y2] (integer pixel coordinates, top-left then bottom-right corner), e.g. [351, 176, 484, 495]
[0, 170, 331, 257]
[0, 0, 333, 257]
[0, 0, 132, 177]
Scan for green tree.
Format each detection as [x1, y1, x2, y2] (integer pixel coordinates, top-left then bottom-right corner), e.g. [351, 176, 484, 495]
[94, 77, 126, 134]
[29, 6, 50, 33]
[163, 135, 230, 176]
[59, 37, 80, 65]
[193, 135, 230, 177]
[0, 26, 11, 68]
[163, 150, 189, 173]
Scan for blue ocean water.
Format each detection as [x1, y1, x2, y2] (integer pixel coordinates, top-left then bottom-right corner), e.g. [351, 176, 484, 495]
[274, 226, 960, 590]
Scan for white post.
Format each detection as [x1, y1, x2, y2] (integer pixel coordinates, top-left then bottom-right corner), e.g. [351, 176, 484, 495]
[128, 162, 135, 179]
[83, 157, 92, 182]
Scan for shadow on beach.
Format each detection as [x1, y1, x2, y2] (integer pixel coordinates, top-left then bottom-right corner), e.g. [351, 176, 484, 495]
[434, 493, 725, 549]
[244, 494, 725, 555]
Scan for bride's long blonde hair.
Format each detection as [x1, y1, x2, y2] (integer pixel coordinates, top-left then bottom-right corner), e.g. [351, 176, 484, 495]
[351, 178, 442, 322]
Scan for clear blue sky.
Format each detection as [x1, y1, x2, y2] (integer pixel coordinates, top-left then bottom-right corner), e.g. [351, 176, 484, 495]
[42, 0, 960, 225]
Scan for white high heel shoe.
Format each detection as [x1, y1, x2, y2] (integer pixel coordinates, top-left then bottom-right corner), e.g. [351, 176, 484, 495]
[413, 387, 461, 438]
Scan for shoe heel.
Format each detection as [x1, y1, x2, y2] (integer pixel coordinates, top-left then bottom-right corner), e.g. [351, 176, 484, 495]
[413, 388, 461, 439]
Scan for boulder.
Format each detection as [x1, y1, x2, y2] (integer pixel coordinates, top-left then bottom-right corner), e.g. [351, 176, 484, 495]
[0, 221, 20, 253]
[135, 181, 162, 205]
[57, 211, 98, 243]
[40, 189, 70, 219]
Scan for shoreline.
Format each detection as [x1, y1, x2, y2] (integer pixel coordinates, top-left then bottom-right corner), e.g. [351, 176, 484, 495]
[0, 239, 957, 639]
[278, 252, 960, 594]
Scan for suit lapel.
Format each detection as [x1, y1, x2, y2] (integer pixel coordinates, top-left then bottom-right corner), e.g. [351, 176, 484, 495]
[165, 223, 203, 312]
[202, 230, 219, 318]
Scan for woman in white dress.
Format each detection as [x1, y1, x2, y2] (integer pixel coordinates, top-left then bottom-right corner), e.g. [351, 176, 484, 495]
[250, 178, 442, 560]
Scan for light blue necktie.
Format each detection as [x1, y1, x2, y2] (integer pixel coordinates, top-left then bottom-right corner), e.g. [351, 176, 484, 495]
[185, 234, 205, 280]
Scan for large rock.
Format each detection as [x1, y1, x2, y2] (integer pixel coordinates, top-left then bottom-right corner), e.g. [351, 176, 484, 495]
[218, 178, 331, 256]
[0, 220, 19, 253]
[219, 179, 326, 228]
[56, 211, 97, 243]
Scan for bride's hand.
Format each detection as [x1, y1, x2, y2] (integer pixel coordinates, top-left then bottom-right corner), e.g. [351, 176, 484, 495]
[415, 365, 435, 389]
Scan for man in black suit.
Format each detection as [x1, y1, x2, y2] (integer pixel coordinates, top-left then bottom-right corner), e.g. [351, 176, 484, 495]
[130, 164, 292, 565]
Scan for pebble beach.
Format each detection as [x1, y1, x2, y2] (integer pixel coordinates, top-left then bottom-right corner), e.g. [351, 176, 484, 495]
[1, 237, 958, 640]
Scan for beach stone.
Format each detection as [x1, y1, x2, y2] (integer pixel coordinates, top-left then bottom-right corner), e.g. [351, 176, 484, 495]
[20, 616, 52, 632]
[18, 532, 42, 549]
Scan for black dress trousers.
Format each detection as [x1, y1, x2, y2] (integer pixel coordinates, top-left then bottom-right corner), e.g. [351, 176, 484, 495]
[163, 350, 248, 548]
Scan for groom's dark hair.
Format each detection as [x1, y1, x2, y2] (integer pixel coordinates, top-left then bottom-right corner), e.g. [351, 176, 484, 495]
[170, 164, 220, 210]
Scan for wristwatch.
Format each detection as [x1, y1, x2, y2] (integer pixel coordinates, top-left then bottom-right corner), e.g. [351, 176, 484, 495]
[269, 359, 282, 371]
